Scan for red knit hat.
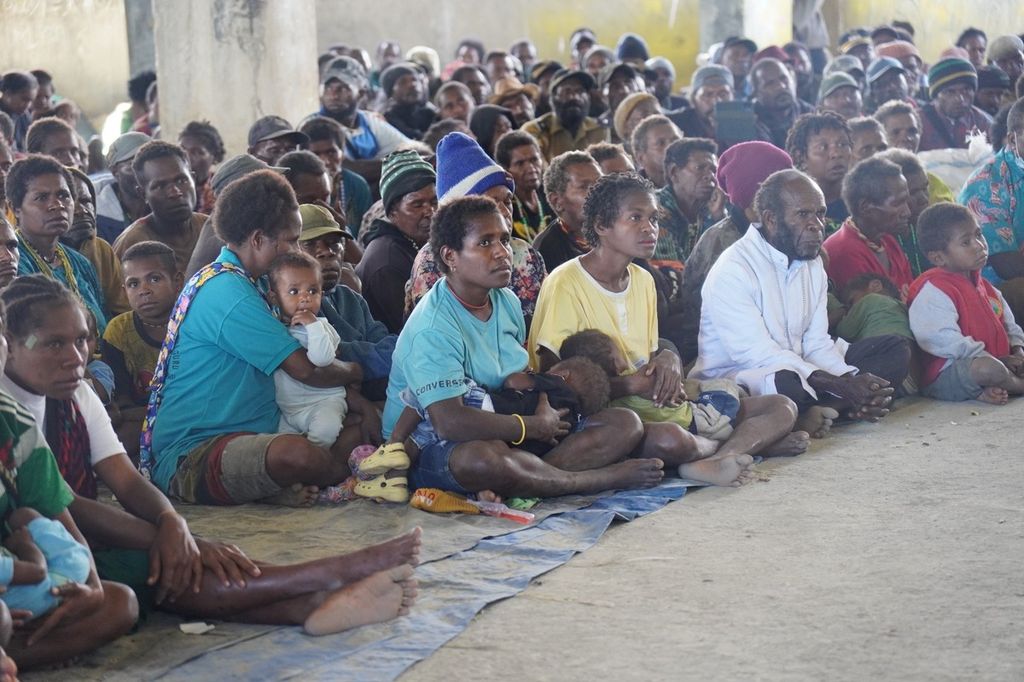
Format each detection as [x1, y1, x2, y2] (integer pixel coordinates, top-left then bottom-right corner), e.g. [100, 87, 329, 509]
[716, 141, 793, 211]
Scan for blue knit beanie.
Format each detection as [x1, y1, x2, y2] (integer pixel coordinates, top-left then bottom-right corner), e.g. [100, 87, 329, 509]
[435, 132, 515, 202]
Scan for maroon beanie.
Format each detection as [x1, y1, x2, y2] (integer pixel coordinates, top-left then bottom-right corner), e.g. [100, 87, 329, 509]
[716, 141, 793, 211]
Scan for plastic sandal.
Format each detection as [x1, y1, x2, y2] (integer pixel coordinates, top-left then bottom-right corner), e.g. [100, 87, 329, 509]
[349, 443, 411, 479]
[353, 474, 409, 504]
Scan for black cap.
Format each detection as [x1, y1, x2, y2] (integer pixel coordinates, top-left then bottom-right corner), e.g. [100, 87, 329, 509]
[550, 69, 596, 94]
[247, 115, 309, 148]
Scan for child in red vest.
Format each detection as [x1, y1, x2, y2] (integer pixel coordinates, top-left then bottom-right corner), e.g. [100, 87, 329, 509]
[907, 203, 1024, 403]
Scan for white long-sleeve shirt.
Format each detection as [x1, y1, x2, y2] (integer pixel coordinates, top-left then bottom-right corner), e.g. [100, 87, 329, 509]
[273, 318, 346, 412]
[908, 281, 1024, 372]
[690, 225, 855, 397]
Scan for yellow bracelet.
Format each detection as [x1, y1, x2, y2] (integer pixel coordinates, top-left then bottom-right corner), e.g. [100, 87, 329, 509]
[511, 413, 527, 446]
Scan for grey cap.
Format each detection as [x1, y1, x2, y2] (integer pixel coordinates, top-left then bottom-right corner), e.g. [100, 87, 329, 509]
[690, 64, 735, 92]
[106, 132, 151, 167]
[320, 55, 368, 91]
[826, 55, 865, 77]
[210, 154, 286, 196]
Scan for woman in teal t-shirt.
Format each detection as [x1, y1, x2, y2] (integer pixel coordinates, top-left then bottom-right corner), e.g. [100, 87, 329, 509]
[384, 195, 665, 498]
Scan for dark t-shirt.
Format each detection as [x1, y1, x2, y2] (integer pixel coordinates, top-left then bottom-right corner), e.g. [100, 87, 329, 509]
[354, 219, 421, 334]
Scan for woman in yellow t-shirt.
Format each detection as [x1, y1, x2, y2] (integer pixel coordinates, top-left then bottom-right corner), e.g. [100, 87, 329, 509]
[529, 173, 804, 486]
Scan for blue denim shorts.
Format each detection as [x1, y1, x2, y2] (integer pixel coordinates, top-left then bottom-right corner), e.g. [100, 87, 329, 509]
[410, 439, 470, 495]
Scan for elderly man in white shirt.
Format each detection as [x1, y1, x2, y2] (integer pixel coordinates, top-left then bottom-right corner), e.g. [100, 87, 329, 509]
[691, 169, 910, 437]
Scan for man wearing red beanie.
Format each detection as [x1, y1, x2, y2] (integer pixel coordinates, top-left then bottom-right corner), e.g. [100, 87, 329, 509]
[675, 141, 794, 362]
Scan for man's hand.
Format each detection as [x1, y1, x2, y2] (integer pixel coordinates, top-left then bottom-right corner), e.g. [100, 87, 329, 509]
[26, 582, 104, 646]
[196, 538, 261, 589]
[640, 350, 684, 407]
[148, 511, 202, 604]
[525, 392, 571, 445]
[833, 373, 894, 421]
[1001, 354, 1024, 376]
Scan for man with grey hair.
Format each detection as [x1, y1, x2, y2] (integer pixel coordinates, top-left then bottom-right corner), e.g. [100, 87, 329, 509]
[822, 156, 914, 298]
[693, 169, 908, 437]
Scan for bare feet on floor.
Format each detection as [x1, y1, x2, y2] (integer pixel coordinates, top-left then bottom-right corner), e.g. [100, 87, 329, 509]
[337, 528, 422, 584]
[303, 564, 418, 636]
[609, 458, 665, 490]
[678, 453, 755, 487]
[261, 484, 320, 507]
[761, 430, 810, 457]
[796, 406, 839, 439]
[978, 386, 1009, 405]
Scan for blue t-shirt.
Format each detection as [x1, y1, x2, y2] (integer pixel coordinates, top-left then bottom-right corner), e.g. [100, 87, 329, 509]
[150, 248, 301, 490]
[382, 278, 528, 438]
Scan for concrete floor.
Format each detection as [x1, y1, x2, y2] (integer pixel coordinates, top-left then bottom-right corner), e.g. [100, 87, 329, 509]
[402, 398, 1024, 682]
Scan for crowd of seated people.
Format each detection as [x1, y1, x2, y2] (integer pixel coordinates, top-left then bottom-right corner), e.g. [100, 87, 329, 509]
[0, 16, 1022, 673]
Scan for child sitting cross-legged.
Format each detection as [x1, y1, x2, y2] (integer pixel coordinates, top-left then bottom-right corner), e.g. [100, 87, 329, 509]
[908, 202, 1024, 404]
[266, 252, 399, 500]
[0, 507, 91, 623]
[101, 241, 185, 463]
[559, 329, 740, 448]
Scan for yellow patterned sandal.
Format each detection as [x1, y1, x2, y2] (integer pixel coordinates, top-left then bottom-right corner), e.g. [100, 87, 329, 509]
[353, 474, 409, 503]
[349, 443, 411, 479]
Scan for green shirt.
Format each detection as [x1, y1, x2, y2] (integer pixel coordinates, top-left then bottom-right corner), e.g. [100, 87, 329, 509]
[0, 390, 75, 529]
[836, 293, 913, 343]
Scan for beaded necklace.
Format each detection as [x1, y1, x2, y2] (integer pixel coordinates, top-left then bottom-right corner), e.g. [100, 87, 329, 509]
[18, 231, 82, 294]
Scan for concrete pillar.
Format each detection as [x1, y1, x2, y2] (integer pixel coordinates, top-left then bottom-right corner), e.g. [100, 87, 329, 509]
[698, 0, 793, 52]
[742, 0, 793, 51]
[124, 0, 156, 77]
[152, 0, 319, 156]
[698, 0, 743, 52]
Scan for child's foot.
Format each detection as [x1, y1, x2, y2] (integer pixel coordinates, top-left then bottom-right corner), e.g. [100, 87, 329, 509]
[796, 406, 839, 438]
[978, 386, 1009, 405]
[303, 564, 418, 636]
[678, 453, 755, 487]
[761, 430, 811, 457]
[260, 483, 320, 507]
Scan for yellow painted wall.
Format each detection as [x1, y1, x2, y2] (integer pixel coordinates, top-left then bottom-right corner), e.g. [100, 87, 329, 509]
[1, 0, 1020, 138]
[831, 0, 1023, 65]
[314, 0, 704, 88]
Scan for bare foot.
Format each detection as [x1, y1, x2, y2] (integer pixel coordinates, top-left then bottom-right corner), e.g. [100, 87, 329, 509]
[978, 386, 1009, 405]
[761, 431, 810, 457]
[260, 483, 320, 507]
[335, 528, 422, 584]
[796, 406, 839, 438]
[476, 490, 503, 504]
[303, 564, 418, 636]
[608, 458, 665, 490]
[678, 453, 755, 487]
